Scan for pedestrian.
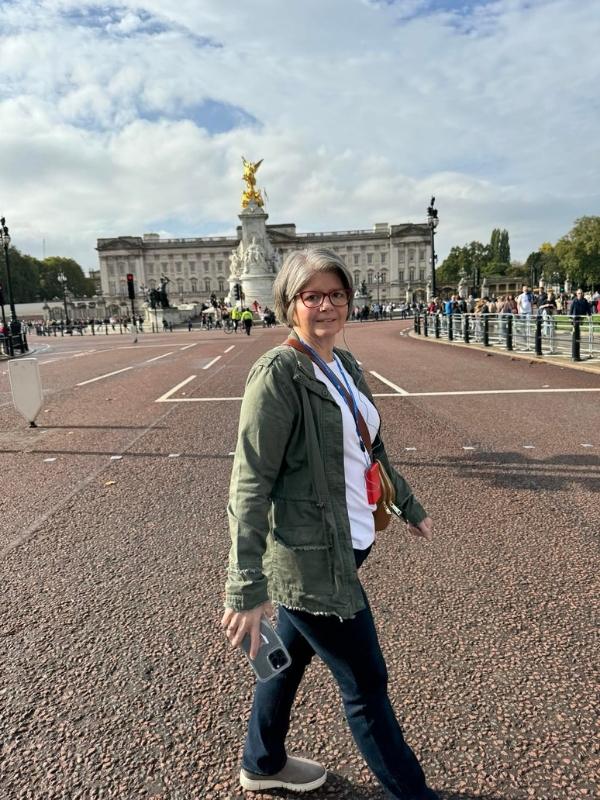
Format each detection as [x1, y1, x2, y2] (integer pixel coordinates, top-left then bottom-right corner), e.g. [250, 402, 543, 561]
[222, 247, 438, 799]
[569, 288, 592, 318]
[188, 317, 193, 332]
[241, 307, 253, 335]
[516, 284, 534, 316]
[168, 321, 173, 332]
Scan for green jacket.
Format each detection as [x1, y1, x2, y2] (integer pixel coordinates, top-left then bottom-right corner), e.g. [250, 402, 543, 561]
[225, 337, 428, 619]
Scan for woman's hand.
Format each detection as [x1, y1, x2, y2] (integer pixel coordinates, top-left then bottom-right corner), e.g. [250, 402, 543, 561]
[407, 516, 434, 541]
[221, 601, 274, 659]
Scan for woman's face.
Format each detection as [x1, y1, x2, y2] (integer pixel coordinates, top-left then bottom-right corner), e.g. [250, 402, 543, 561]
[292, 270, 348, 347]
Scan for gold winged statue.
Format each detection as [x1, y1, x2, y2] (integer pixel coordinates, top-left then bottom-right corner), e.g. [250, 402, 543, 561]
[241, 156, 265, 208]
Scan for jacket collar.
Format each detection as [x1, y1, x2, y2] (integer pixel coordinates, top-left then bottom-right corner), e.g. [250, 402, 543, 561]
[282, 329, 362, 395]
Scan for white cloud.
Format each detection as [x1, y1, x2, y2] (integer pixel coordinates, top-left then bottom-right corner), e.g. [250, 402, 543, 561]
[0, 0, 598, 269]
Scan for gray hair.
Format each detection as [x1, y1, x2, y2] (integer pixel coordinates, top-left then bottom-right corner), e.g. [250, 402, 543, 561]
[273, 247, 354, 327]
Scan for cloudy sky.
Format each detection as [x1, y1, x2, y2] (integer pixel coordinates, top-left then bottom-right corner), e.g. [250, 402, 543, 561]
[1, 0, 599, 271]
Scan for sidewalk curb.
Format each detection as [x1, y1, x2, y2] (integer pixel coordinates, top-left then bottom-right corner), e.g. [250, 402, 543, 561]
[406, 330, 600, 376]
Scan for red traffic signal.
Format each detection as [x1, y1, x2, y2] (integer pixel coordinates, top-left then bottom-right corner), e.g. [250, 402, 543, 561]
[126, 273, 135, 300]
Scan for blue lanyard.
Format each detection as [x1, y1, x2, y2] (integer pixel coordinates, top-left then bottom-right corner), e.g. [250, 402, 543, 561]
[299, 340, 367, 453]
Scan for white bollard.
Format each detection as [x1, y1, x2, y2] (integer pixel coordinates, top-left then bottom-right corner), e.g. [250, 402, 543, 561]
[8, 358, 43, 427]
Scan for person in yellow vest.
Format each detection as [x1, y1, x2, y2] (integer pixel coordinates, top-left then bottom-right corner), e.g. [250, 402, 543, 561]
[231, 306, 241, 333]
[241, 308, 254, 336]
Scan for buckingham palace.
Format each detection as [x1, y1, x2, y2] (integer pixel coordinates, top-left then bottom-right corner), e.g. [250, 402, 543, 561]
[96, 220, 433, 317]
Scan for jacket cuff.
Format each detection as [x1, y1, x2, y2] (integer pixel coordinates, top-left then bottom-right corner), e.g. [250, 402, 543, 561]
[225, 573, 269, 611]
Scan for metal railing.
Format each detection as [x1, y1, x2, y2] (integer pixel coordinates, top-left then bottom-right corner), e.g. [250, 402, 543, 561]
[414, 313, 599, 362]
[0, 331, 29, 357]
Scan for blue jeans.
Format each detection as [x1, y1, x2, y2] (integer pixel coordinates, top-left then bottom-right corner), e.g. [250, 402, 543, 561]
[242, 548, 438, 800]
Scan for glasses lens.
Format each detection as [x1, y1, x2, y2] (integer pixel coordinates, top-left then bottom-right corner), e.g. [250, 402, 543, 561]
[299, 290, 348, 307]
[330, 290, 349, 306]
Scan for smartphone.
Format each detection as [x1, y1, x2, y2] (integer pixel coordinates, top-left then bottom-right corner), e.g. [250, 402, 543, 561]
[241, 616, 292, 683]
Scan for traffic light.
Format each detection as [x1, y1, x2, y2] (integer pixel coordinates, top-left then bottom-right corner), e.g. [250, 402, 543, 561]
[234, 283, 241, 300]
[126, 273, 135, 300]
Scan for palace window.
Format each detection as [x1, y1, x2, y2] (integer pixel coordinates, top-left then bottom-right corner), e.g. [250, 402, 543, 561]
[189, 262, 196, 272]
[147, 264, 154, 274]
[191, 278, 198, 293]
[218, 277, 225, 293]
[176, 262, 182, 273]
[409, 268, 415, 282]
[419, 269, 425, 281]
[367, 270, 374, 284]
[380, 252, 387, 265]
[398, 269, 405, 283]
[354, 254, 360, 265]
[204, 278, 211, 292]
[353, 270, 361, 286]
[203, 262, 209, 272]
[217, 260, 223, 270]
[408, 249, 415, 262]
[367, 253, 373, 265]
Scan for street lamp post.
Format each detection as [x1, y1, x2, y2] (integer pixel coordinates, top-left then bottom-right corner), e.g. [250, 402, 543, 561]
[427, 198, 439, 300]
[375, 271, 384, 307]
[57, 271, 70, 326]
[1, 216, 28, 352]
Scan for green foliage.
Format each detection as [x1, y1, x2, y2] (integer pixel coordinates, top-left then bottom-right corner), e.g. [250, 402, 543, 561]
[40, 257, 95, 300]
[0, 247, 43, 303]
[555, 216, 600, 287]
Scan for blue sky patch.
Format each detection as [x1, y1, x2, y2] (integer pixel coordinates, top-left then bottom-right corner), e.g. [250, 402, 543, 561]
[141, 99, 260, 135]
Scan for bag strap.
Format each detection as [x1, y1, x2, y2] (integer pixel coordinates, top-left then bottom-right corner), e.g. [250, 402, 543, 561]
[285, 338, 373, 458]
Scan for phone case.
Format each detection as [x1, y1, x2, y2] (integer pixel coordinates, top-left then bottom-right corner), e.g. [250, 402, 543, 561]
[241, 617, 292, 682]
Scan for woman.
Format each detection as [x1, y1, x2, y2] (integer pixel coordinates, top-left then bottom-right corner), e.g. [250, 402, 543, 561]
[222, 248, 438, 799]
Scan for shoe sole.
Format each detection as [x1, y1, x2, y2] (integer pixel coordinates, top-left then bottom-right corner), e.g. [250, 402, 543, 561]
[240, 761, 327, 793]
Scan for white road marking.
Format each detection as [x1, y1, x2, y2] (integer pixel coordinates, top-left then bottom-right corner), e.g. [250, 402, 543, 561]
[228, 451, 236, 455]
[203, 355, 222, 370]
[463, 446, 476, 450]
[158, 396, 244, 403]
[523, 445, 535, 449]
[44, 457, 56, 462]
[369, 371, 408, 395]
[371, 388, 600, 398]
[155, 375, 197, 402]
[405, 447, 417, 451]
[581, 443, 594, 447]
[156, 387, 600, 404]
[146, 352, 174, 363]
[110, 455, 123, 461]
[180, 342, 198, 351]
[224, 345, 235, 353]
[168, 453, 181, 458]
[76, 367, 133, 386]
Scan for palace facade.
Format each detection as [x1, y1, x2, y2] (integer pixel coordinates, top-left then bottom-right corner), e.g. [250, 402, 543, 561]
[96, 221, 433, 316]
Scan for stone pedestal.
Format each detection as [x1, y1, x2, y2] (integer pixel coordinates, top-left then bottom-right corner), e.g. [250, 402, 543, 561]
[228, 201, 278, 312]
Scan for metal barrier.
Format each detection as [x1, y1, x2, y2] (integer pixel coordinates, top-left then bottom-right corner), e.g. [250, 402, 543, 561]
[415, 313, 599, 361]
[0, 332, 28, 357]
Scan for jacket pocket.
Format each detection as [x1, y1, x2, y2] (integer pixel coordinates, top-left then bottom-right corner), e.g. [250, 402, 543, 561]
[271, 498, 328, 548]
[272, 531, 333, 596]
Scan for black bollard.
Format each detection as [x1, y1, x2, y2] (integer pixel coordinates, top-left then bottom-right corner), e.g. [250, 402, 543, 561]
[423, 313, 428, 337]
[506, 315, 513, 351]
[415, 313, 421, 335]
[483, 314, 489, 346]
[571, 316, 581, 361]
[535, 316, 542, 356]
[448, 314, 453, 341]
[463, 314, 470, 343]
[414, 313, 419, 334]
[435, 313, 440, 339]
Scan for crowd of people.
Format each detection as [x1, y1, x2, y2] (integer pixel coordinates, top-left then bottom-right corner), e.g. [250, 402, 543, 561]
[426, 285, 600, 317]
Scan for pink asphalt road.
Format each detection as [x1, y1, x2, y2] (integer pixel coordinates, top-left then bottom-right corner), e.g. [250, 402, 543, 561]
[1, 322, 598, 799]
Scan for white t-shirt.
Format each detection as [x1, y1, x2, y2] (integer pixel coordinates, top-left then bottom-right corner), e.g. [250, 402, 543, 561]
[312, 358, 380, 550]
[517, 292, 532, 314]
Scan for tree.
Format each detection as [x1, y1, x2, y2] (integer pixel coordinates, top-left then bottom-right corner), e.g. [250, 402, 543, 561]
[0, 247, 42, 303]
[555, 216, 600, 288]
[40, 257, 95, 300]
[487, 228, 510, 273]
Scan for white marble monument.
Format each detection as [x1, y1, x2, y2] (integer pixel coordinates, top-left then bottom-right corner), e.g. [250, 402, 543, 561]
[227, 158, 279, 311]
